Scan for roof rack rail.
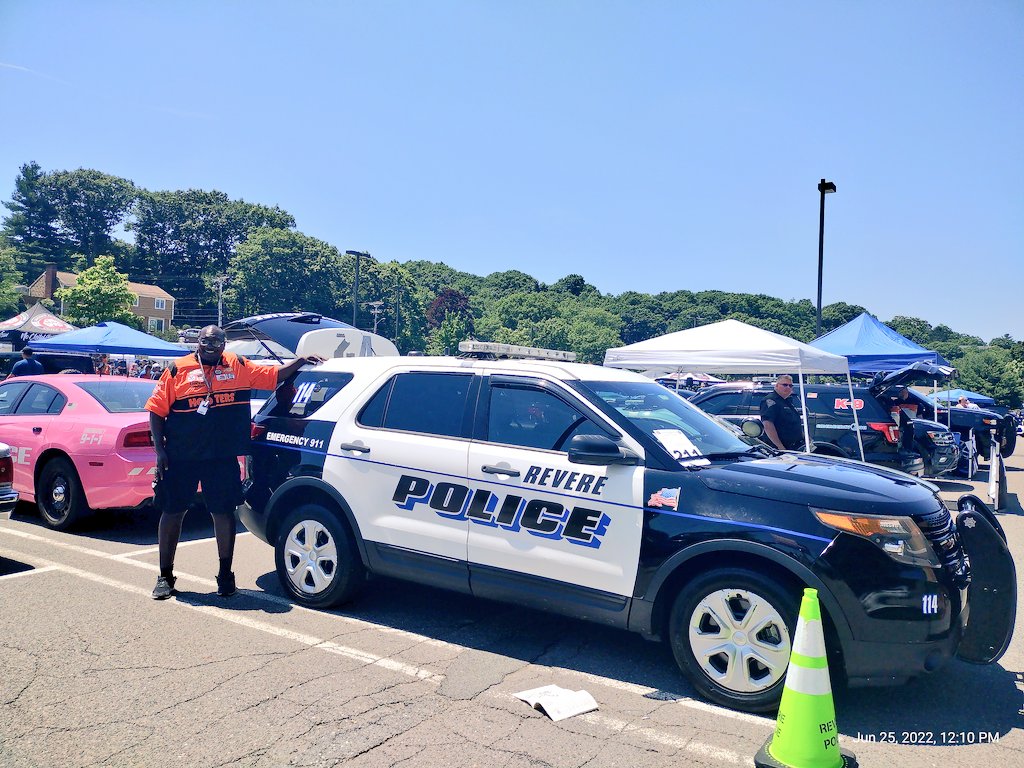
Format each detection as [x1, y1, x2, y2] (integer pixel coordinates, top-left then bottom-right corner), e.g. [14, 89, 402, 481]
[457, 341, 576, 362]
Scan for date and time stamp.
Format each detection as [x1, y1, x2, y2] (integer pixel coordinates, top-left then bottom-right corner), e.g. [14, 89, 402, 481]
[854, 730, 1000, 745]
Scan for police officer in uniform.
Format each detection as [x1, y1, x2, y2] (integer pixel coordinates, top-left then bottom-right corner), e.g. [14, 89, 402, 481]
[760, 374, 805, 451]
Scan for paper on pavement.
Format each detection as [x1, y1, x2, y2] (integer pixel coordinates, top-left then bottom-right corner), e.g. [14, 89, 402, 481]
[514, 684, 598, 721]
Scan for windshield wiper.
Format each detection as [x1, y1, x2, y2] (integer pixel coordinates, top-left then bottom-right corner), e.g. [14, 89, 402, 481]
[699, 446, 772, 461]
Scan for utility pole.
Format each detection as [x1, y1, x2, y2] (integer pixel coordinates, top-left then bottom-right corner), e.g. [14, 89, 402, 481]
[215, 275, 228, 326]
[345, 250, 369, 328]
[365, 300, 384, 334]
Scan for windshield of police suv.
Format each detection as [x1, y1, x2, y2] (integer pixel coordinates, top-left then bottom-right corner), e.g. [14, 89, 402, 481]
[581, 381, 756, 465]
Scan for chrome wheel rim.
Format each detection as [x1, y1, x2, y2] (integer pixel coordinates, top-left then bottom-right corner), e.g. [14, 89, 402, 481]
[45, 476, 70, 522]
[283, 519, 338, 595]
[688, 588, 791, 694]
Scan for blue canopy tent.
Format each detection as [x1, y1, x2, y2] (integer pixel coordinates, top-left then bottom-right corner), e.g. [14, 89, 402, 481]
[31, 321, 187, 356]
[810, 312, 950, 375]
[929, 388, 996, 406]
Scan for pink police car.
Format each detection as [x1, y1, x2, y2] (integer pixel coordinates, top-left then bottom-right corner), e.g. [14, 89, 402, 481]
[0, 375, 158, 530]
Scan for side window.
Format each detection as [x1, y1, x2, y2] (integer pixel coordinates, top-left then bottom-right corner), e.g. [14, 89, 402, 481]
[264, 372, 354, 418]
[381, 372, 473, 438]
[487, 385, 599, 452]
[699, 391, 750, 416]
[15, 385, 64, 416]
[357, 378, 392, 428]
[0, 382, 32, 415]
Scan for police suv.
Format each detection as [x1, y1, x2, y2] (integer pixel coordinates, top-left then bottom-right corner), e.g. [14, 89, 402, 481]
[240, 349, 1015, 713]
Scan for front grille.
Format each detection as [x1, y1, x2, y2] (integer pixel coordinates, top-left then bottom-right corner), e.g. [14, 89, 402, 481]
[915, 506, 970, 588]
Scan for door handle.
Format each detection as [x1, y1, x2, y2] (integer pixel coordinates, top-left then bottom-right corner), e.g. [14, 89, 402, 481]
[481, 465, 520, 476]
[33, 427, 42, 434]
[339, 443, 370, 454]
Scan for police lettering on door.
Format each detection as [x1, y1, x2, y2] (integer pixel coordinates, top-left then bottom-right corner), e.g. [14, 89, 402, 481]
[392, 474, 611, 548]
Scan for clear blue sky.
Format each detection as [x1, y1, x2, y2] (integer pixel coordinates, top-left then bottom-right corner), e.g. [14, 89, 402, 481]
[2, 1, 1021, 341]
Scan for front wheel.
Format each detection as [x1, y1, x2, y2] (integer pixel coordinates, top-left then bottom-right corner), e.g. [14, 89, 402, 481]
[668, 568, 799, 712]
[36, 457, 89, 531]
[274, 503, 365, 608]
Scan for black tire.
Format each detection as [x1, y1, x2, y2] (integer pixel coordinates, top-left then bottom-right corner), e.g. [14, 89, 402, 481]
[36, 457, 89, 531]
[668, 568, 800, 713]
[274, 503, 365, 608]
[1000, 422, 1016, 458]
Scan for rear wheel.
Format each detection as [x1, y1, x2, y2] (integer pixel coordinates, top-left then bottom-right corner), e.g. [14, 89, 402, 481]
[274, 503, 365, 608]
[36, 457, 88, 531]
[668, 568, 798, 712]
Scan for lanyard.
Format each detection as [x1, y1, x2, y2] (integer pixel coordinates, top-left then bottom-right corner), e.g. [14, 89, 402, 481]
[195, 353, 222, 398]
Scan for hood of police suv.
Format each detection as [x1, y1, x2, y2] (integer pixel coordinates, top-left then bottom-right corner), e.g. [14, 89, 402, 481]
[694, 451, 942, 516]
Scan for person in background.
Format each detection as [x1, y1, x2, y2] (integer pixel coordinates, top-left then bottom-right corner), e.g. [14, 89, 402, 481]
[6, 346, 45, 378]
[96, 354, 111, 375]
[759, 374, 805, 451]
[888, 387, 919, 451]
[958, 395, 981, 410]
[145, 325, 325, 600]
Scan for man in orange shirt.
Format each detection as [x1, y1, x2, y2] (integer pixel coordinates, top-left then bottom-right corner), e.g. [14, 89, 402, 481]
[146, 325, 323, 600]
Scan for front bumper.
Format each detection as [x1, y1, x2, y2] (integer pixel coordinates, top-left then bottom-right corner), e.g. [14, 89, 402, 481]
[0, 485, 18, 520]
[925, 443, 960, 477]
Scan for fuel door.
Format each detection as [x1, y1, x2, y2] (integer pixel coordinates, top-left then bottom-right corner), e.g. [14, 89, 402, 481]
[956, 509, 1016, 664]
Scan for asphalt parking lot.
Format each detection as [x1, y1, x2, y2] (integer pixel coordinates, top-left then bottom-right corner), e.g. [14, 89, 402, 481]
[2, 457, 1023, 768]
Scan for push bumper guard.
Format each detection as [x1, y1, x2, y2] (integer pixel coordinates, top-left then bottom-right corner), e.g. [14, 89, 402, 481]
[955, 494, 1016, 664]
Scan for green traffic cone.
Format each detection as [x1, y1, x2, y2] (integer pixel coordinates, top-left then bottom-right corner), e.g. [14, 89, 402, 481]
[754, 588, 858, 768]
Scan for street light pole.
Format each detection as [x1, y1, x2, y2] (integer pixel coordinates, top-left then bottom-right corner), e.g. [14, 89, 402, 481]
[345, 250, 369, 328]
[816, 179, 837, 338]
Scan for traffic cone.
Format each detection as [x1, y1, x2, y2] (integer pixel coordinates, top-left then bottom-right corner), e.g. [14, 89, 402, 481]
[754, 588, 858, 768]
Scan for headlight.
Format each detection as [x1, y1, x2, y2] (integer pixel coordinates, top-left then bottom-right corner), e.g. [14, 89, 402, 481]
[811, 508, 941, 568]
[982, 418, 998, 426]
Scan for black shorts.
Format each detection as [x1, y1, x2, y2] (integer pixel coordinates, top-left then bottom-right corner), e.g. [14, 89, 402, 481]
[154, 457, 243, 516]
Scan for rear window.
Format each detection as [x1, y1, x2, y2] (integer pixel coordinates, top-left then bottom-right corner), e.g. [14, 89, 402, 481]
[75, 380, 158, 413]
[803, 389, 891, 423]
[262, 372, 354, 418]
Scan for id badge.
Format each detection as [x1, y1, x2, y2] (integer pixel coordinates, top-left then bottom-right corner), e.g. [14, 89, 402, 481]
[197, 398, 210, 416]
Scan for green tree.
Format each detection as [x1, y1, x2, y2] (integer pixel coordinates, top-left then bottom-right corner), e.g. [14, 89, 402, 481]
[47, 169, 136, 267]
[1, 162, 69, 276]
[425, 313, 470, 355]
[225, 228, 344, 318]
[566, 306, 622, 364]
[480, 270, 541, 301]
[130, 189, 295, 322]
[54, 255, 141, 328]
[550, 273, 600, 298]
[0, 243, 24, 316]
[956, 347, 1024, 409]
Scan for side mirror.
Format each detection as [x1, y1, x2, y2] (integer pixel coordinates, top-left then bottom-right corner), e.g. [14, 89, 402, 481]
[741, 418, 765, 439]
[568, 434, 638, 466]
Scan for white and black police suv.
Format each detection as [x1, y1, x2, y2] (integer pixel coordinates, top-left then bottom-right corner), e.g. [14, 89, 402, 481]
[240, 349, 1015, 712]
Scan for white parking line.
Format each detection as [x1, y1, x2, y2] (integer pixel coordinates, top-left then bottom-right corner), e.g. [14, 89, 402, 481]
[2, 552, 750, 766]
[0, 564, 59, 581]
[6, 552, 446, 684]
[0, 525, 769, 729]
[113, 531, 252, 559]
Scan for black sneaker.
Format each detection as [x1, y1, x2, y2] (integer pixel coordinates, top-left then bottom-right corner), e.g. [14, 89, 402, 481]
[152, 575, 176, 600]
[216, 571, 237, 597]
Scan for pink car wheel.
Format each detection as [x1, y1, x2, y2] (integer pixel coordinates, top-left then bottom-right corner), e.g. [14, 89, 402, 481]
[37, 457, 88, 531]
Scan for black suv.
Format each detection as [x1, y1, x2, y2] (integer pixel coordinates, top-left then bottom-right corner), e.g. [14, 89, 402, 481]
[690, 381, 958, 477]
[868, 363, 1017, 461]
[0, 351, 94, 376]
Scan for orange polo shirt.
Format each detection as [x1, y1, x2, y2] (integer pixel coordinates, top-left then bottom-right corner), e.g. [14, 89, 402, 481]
[145, 352, 280, 461]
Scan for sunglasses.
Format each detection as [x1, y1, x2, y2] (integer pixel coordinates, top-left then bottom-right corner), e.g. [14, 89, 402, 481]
[778, 382, 793, 388]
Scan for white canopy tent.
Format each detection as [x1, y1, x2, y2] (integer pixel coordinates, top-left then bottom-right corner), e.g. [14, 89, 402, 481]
[604, 319, 863, 459]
